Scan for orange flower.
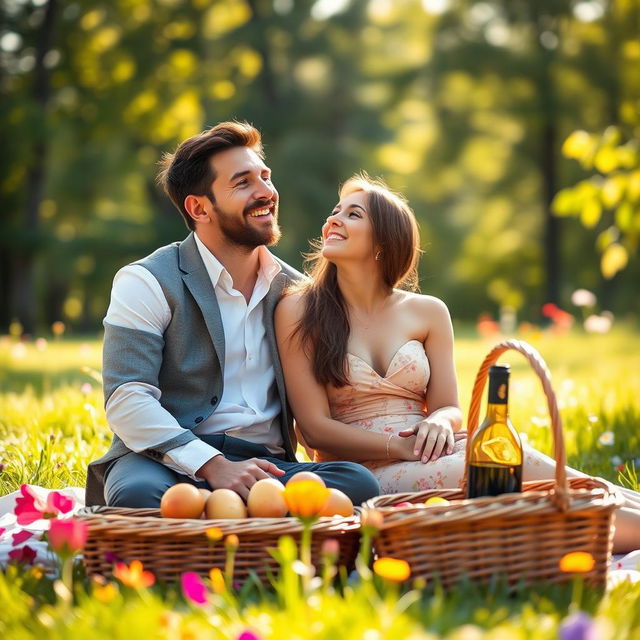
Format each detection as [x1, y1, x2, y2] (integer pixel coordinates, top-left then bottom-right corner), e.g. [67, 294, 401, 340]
[51, 321, 66, 337]
[113, 559, 155, 588]
[559, 551, 595, 573]
[209, 567, 226, 594]
[225, 534, 239, 551]
[283, 480, 331, 518]
[360, 509, 384, 535]
[205, 527, 224, 542]
[373, 557, 411, 582]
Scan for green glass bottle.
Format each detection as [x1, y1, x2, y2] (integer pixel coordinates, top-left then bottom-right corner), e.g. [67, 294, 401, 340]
[467, 364, 523, 498]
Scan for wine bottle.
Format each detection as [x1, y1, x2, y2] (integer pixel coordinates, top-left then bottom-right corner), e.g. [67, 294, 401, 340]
[467, 364, 523, 498]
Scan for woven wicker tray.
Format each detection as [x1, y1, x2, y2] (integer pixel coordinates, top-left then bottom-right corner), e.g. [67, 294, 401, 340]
[363, 339, 623, 588]
[76, 506, 360, 585]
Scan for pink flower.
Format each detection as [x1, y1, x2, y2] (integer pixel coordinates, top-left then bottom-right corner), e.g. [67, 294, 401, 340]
[181, 572, 208, 605]
[14, 485, 74, 525]
[49, 492, 74, 515]
[14, 485, 44, 525]
[0, 527, 6, 538]
[48, 519, 88, 555]
[12, 530, 33, 546]
[237, 632, 262, 640]
[8, 545, 37, 565]
[321, 538, 340, 557]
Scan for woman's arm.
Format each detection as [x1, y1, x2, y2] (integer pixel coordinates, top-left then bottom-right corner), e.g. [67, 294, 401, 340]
[274, 294, 418, 461]
[398, 296, 463, 463]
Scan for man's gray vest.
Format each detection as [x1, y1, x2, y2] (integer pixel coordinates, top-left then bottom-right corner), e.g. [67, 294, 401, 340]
[85, 233, 301, 506]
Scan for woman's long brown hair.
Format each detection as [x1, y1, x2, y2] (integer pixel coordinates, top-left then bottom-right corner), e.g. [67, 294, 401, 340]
[291, 173, 421, 387]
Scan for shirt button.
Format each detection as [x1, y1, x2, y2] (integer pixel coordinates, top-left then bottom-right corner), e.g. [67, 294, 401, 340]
[194, 416, 203, 424]
[211, 396, 218, 405]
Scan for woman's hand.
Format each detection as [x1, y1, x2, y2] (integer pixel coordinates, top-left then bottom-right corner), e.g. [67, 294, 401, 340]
[398, 418, 458, 463]
[389, 432, 420, 461]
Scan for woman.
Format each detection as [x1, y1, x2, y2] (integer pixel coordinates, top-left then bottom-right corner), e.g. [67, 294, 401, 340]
[275, 173, 640, 553]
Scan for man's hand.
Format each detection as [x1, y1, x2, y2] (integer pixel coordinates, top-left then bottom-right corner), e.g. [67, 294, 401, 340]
[398, 420, 463, 463]
[195, 455, 285, 500]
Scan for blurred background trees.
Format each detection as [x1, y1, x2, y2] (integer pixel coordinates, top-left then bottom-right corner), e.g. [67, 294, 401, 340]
[1, 0, 638, 334]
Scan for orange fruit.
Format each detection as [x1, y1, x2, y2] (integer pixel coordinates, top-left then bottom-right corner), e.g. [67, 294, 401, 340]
[286, 471, 326, 487]
[160, 483, 206, 519]
[318, 488, 353, 517]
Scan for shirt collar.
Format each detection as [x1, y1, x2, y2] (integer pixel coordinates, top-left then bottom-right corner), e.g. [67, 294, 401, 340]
[193, 232, 282, 292]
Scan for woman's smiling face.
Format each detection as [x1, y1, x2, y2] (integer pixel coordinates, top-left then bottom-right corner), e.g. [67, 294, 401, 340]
[321, 189, 377, 263]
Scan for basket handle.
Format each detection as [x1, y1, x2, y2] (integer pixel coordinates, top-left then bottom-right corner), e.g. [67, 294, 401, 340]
[461, 339, 569, 511]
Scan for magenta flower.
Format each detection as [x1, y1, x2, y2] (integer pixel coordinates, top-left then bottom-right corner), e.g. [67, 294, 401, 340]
[237, 632, 262, 640]
[8, 544, 37, 565]
[104, 551, 122, 564]
[560, 612, 596, 640]
[0, 527, 6, 538]
[14, 485, 74, 525]
[181, 572, 208, 605]
[48, 519, 88, 555]
[12, 530, 33, 546]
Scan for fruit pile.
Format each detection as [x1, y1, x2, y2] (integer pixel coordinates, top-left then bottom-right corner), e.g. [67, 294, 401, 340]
[159, 471, 354, 520]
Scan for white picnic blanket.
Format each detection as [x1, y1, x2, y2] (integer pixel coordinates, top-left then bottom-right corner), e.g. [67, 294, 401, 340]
[0, 486, 86, 571]
[1, 485, 638, 586]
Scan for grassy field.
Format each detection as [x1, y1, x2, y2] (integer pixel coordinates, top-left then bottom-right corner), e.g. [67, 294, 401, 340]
[1, 328, 638, 493]
[0, 328, 639, 638]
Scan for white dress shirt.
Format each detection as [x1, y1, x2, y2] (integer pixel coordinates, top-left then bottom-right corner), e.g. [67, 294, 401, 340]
[104, 233, 285, 479]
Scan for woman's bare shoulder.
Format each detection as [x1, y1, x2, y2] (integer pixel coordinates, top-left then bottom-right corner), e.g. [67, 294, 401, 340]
[394, 290, 451, 318]
[275, 290, 306, 321]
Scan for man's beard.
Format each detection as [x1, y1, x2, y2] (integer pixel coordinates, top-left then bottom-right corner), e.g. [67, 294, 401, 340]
[212, 198, 282, 248]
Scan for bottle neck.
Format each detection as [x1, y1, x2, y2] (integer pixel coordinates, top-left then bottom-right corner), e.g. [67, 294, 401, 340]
[484, 402, 508, 423]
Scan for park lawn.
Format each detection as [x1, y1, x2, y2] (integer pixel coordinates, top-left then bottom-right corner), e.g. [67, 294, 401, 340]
[0, 327, 639, 639]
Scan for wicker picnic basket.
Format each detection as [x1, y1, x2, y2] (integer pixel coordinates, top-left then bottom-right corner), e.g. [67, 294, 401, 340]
[363, 339, 623, 588]
[76, 506, 360, 585]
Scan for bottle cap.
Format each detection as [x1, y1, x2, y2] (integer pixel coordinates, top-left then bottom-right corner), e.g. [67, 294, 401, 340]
[489, 364, 510, 377]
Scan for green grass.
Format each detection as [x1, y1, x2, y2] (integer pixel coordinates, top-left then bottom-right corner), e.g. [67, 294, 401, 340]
[1, 328, 639, 638]
[1, 328, 638, 492]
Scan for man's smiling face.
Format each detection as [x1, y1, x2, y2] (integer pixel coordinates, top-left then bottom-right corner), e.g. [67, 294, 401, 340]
[207, 146, 281, 248]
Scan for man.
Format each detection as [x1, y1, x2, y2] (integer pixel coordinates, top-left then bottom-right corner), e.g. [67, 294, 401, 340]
[86, 121, 379, 508]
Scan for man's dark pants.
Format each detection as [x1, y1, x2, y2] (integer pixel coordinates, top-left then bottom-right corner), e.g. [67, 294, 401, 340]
[104, 434, 380, 508]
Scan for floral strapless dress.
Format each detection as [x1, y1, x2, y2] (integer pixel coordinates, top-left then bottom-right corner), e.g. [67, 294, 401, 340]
[314, 340, 468, 493]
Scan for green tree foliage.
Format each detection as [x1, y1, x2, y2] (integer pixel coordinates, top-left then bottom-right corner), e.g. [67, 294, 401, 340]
[1, 0, 639, 333]
[554, 126, 640, 279]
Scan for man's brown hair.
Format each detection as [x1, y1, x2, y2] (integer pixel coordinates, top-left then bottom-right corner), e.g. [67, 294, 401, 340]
[157, 121, 264, 230]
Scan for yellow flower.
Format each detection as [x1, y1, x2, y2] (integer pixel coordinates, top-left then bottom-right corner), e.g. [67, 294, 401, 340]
[373, 557, 411, 582]
[209, 567, 226, 594]
[205, 527, 224, 542]
[158, 611, 181, 630]
[29, 566, 44, 580]
[225, 534, 239, 551]
[559, 551, 596, 573]
[93, 582, 118, 603]
[283, 480, 331, 518]
[425, 497, 450, 507]
[113, 559, 155, 588]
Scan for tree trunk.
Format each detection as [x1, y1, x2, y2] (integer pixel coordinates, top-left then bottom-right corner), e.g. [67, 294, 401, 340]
[0, 250, 11, 331]
[11, 0, 58, 333]
[541, 117, 560, 305]
[533, 12, 561, 306]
